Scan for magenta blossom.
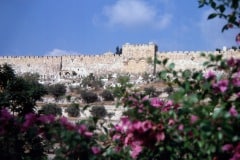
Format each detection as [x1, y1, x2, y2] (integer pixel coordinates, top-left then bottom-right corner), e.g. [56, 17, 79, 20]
[141, 120, 153, 132]
[178, 124, 184, 131]
[232, 71, 240, 87]
[204, 70, 216, 80]
[77, 124, 87, 134]
[190, 115, 199, 124]
[130, 141, 143, 159]
[230, 143, 240, 160]
[155, 132, 165, 142]
[38, 114, 55, 124]
[22, 113, 37, 131]
[227, 57, 236, 67]
[91, 146, 101, 154]
[0, 108, 13, 121]
[59, 117, 76, 130]
[150, 97, 164, 108]
[229, 106, 238, 117]
[212, 79, 229, 93]
[222, 144, 234, 152]
[84, 131, 93, 137]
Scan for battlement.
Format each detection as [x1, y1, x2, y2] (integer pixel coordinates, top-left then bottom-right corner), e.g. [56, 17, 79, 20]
[0, 43, 240, 82]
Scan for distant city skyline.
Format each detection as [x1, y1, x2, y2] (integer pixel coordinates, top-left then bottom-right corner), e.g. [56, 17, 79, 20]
[0, 0, 239, 56]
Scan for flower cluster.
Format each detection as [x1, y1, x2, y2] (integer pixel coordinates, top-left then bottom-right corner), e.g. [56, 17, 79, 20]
[0, 108, 101, 159]
[112, 116, 165, 158]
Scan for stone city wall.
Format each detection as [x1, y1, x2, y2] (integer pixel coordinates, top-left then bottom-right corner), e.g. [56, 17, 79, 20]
[0, 43, 240, 82]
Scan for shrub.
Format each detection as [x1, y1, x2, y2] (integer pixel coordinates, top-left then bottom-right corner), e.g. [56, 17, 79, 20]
[144, 86, 156, 97]
[39, 103, 62, 116]
[81, 73, 103, 89]
[46, 83, 66, 100]
[112, 75, 132, 98]
[66, 95, 71, 102]
[0, 64, 47, 116]
[111, 54, 240, 159]
[90, 106, 107, 119]
[0, 109, 102, 160]
[80, 90, 98, 103]
[65, 103, 80, 117]
[101, 90, 114, 101]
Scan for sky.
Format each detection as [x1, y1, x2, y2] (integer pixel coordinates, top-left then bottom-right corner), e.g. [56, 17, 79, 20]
[0, 0, 239, 56]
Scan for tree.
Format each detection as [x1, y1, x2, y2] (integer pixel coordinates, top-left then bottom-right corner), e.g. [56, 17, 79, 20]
[65, 103, 80, 117]
[115, 46, 122, 56]
[0, 64, 46, 115]
[39, 103, 62, 116]
[47, 83, 66, 100]
[198, 0, 240, 32]
[80, 90, 98, 103]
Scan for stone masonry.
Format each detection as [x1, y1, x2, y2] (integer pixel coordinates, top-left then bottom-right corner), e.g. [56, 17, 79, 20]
[0, 43, 240, 82]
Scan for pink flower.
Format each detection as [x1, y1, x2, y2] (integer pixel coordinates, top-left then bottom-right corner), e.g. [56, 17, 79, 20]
[91, 146, 101, 154]
[229, 106, 238, 117]
[22, 113, 36, 131]
[227, 57, 236, 67]
[212, 80, 229, 93]
[132, 121, 142, 131]
[232, 71, 240, 87]
[38, 114, 55, 124]
[150, 97, 164, 108]
[178, 124, 184, 131]
[190, 115, 199, 124]
[204, 70, 216, 80]
[0, 108, 12, 120]
[231, 143, 240, 160]
[141, 120, 153, 132]
[84, 131, 93, 137]
[59, 117, 75, 130]
[155, 132, 165, 142]
[124, 133, 133, 145]
[130, 143, 143, 159]
[77, 124, 87, 134]
[168, 119, 175, 125]
[112, 134, 121, 141]
[222, 144, 233, 152]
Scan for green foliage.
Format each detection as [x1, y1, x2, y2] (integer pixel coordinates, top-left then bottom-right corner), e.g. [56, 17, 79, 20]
[90, 106, 107, 119]
[0, 64, 46, 115]
[80, 90, 98, 103]
[144, 86, 157, 97]
[110, 54, 240, 159]
[112, 75, 133, 98]
[101, 90, 114, 101]
[81, 73, 103, 90]
[65, 103, 80, 117]
[39, 103, 62, 116]
[47, 83, 66, 100]
[66, 95, 71, 102]
[198, 0, 240, 32]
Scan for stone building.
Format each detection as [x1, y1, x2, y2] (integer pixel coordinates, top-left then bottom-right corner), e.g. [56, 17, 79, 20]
[0, 43, 240, 83]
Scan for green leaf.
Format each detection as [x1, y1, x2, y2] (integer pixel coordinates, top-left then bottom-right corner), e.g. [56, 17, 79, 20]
[168, 63, 175, 70]
[221, 24, 229, 32]
[208, 13, 217, 19]
[231, 0, 239, 9]
[163, 58, 169, 65]
[218, 5, 225, 13]
[189, 94, 199, 104]
[210, 1, 216, 9]
[200, 52, 206, 57]
[215, 54, 222, 61]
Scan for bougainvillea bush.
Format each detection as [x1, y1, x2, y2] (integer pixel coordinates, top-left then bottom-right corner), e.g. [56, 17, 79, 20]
[1, 54, 240, 160]
[0, 109, 102, 160]
[109, 54, 240, 160]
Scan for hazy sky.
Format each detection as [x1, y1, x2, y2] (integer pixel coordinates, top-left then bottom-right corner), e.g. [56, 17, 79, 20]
[0, 0, 238, 56]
